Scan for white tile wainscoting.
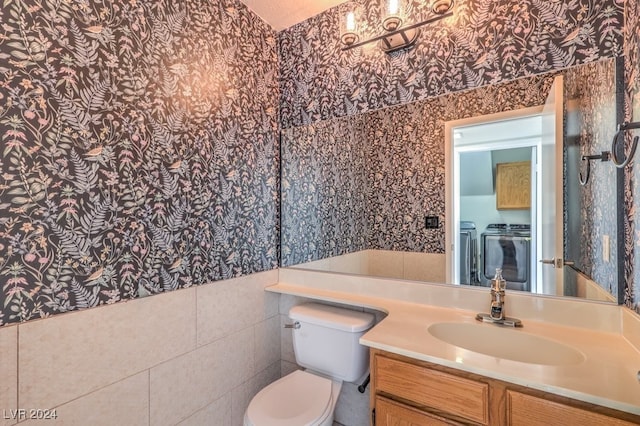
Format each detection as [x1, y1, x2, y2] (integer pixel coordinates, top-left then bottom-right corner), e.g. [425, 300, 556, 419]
[4, 265, 636, 425]
[0, 270, 280, 426]
[291, 250, 446, 283]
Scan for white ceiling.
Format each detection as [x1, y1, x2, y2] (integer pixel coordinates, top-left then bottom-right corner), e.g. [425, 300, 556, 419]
[240, 0, 345, 31]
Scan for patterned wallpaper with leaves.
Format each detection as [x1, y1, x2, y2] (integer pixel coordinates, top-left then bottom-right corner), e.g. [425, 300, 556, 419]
[0, 0, 279, 326]
[281, 74, 555, 266]
[279, 0, 624, 129]
[281, 120, 369, 265]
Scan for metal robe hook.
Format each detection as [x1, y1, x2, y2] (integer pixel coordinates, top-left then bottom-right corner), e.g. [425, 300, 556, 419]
[611, 122, 640, 168]
[579, 151, 610, 186]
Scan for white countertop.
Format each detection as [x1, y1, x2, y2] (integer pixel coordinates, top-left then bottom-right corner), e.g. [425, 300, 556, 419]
[268, 271, 640, 416]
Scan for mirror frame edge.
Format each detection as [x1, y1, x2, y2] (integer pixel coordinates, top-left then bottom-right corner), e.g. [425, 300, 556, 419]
[615, 55, 626, 306]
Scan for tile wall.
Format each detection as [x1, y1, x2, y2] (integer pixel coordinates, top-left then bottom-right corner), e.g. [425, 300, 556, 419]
[0, 270, 279, 426]
[292, 249, 447, 283]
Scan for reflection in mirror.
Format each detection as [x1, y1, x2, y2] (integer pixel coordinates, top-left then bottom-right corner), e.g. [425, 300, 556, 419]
[281, 58, 620, 303]
[452, 120, 541, 293]
[564, 59, 621, 302]
[445, 77, 567, 298]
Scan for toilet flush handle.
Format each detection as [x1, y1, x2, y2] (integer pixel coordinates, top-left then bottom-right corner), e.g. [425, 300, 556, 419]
[283, 321, 301, 329]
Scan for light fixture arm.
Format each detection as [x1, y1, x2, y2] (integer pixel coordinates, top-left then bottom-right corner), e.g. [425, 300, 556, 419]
[341, 11, 453, 52]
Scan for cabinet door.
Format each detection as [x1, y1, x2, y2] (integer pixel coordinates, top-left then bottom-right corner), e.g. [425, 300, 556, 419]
[375, 354, 489, 424]
[507, 391, 637, 426]
[375, 396, 462, 426]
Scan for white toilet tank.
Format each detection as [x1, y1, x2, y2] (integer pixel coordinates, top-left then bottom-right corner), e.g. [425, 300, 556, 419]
[289, 303, 375, 382]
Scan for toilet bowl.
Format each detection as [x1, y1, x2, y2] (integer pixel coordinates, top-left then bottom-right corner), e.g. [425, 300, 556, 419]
[243, 370, 342, 426]
[244, 303, 375, 426]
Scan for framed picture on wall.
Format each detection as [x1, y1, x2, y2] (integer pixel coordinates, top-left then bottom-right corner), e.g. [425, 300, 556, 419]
[496, 161, 531, 210]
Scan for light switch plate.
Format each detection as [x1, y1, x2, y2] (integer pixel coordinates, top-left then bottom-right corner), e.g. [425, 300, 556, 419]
[603, 235, 610, 263]
[425, 216, 439, 229]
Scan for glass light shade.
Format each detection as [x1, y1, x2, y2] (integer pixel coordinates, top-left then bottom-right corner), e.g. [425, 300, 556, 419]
[345, 12, 356, 32]
[388, 0, 399, 15]
[341, 11, 359, 47]
[382, 0, 403, 31]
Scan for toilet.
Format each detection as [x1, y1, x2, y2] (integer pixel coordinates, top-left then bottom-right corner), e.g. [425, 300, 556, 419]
[244, 303, 375, 426]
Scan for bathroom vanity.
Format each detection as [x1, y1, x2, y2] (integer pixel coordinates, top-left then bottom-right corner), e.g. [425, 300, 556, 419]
[269, 268, 640, 425]
[370, 348, 640, 425]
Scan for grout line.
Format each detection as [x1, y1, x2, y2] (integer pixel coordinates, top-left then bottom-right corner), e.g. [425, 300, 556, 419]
[15, 371, 148, 422]
[194, 287, 199, 348]
[147, 369, 151, 426]
[253, 322, 258, 376]
[16, 324, 19, 425]
[176, 394, 226, 426]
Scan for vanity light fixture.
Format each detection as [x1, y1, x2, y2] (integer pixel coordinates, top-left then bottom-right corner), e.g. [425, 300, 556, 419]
[341, 0, 454, 53]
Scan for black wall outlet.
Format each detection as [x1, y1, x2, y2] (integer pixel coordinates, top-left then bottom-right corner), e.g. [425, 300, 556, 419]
[425, 216, 439, 229]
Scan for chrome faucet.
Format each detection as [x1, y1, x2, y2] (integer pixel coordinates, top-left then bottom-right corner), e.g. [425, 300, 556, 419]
[476, 268, 523, 327]
[489, 268, 506, 320]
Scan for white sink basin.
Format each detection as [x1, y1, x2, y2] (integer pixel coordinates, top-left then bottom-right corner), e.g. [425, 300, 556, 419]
[428, 322, 585, 366]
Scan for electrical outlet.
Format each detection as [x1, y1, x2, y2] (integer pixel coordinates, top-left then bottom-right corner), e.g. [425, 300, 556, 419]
[603, 235, 610, 263]
[425, 216, 439, 229]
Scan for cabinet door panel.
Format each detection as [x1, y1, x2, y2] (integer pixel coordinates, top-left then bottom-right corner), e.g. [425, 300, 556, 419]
[507, 391, 637, 426]
[375, 354, 489, 425]
[375, 396, 462, 426]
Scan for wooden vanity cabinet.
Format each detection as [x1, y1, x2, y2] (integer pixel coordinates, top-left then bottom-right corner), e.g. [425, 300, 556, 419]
[370, 349, 640, 426]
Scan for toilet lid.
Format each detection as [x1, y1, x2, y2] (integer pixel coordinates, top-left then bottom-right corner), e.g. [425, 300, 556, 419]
[246, 370, 333, 426]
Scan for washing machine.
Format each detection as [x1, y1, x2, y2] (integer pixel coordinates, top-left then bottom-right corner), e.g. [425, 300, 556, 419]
[459, 221, 479, 285]
[481, 224, 531, 292]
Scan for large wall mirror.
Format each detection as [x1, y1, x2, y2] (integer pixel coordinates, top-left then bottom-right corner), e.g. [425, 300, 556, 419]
[281, 57, 623, 304]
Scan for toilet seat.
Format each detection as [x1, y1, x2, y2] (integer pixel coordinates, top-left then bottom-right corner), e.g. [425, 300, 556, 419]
[245, 370, 334, 426]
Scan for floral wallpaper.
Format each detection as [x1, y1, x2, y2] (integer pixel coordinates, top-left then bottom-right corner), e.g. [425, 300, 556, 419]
[278, 0, 624, 129]
[281, 119, 369, 265]
[564, 60, 617, 297]
[365, 102, 446, 253]
[627, 0, 640, 310]
[281, 73, 555, 266]
[0, 0, 279, 326]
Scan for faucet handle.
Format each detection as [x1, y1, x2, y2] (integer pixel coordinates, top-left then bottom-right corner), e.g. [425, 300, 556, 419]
[491, 268, 506, 291]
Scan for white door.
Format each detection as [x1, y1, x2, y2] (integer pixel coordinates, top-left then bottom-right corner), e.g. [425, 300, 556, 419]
[539, 76, 565, 295]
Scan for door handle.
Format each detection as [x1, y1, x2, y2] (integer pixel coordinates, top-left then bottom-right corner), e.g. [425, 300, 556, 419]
[539, 258, 574, 268]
